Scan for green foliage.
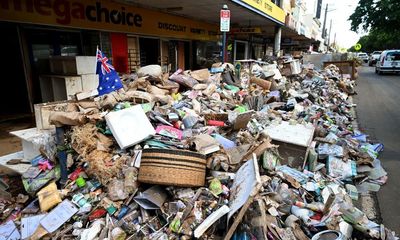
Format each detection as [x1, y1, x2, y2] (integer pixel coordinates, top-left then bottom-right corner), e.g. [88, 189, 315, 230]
[349, 0, 400, 51]
[349, 0, 400, 33]
[348, 46, 356, 52]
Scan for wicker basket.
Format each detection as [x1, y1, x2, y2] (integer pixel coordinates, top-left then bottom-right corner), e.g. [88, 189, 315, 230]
[138, 148, 206, 187]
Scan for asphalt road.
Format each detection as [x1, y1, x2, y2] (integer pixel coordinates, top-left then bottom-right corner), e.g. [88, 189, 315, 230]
[353, 65, 400, 232]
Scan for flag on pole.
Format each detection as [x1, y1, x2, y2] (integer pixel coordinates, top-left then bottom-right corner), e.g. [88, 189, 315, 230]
[96, 48, 123, 95]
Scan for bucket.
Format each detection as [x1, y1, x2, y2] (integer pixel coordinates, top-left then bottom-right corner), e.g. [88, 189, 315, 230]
[311, 230, 344, 240]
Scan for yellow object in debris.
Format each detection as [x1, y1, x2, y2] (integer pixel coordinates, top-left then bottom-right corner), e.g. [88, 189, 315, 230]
[37, 182, 62, 212]
[172, 93, 183, 101]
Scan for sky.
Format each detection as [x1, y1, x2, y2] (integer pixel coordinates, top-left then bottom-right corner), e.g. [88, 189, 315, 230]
[322, 0, 364, 49]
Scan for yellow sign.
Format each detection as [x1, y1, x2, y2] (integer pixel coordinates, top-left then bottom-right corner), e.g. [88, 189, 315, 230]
[235, 0, 285, 23]
[0, 0, 218, 41]
[231, 27, 262, 34]
[355, 43, 362, 51]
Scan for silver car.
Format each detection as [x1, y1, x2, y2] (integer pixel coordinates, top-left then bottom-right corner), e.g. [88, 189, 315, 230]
[368, 51, 382, 66]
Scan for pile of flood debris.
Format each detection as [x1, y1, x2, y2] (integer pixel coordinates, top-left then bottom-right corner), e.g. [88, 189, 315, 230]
[0, 59, 396, 240]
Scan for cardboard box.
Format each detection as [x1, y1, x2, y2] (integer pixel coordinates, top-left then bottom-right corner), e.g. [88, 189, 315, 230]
[34, 101, 69, 130]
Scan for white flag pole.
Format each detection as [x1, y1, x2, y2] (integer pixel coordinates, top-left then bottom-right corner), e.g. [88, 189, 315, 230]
[95, 45, 99, 73]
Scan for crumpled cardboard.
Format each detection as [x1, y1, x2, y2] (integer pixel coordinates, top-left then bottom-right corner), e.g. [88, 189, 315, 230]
[190, 134, 220, 155]
[49, 111, 87, 127]
[190, 68, 210, 82]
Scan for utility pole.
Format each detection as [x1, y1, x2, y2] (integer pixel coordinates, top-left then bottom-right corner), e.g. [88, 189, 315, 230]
[333, 32, 337, 50]
[327, 19, 332, 50]
[322, 3, 328, 41]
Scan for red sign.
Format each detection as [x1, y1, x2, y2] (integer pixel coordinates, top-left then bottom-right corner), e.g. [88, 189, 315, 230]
[220, 10, 231, 18]
[220, 9, 230, 32]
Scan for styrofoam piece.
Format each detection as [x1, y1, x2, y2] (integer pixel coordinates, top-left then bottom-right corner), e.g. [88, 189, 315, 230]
[0, 151, 30, 174]
[105, 105, 155, 149]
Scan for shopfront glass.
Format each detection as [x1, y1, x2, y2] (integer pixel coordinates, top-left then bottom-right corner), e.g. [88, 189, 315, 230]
[234, 40, 248, 61]
[194, 41, 220, 69]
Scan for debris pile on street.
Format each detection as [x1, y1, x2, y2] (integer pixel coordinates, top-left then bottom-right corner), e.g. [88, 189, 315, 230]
[0, 59, 397, 240]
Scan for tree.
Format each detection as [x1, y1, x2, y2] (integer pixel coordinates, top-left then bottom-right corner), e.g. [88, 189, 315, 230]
[349, 0, 400, 50]
[349, 0, 400, 33]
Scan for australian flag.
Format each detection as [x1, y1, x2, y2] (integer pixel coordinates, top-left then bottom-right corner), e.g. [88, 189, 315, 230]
[96, 48, 123, 95]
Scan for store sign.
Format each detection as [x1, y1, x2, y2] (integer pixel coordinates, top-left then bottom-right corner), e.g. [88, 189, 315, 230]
[220, 9, 230, 32]
[232, 0, 285, 24]
[231, 27, 262, 34]
[0, 0, 218, 41]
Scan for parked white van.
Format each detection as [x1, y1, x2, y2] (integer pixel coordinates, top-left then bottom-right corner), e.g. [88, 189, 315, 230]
[375, 50, 400, 74]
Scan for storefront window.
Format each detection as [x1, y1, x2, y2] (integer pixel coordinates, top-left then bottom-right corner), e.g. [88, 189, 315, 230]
[82, 31, 100, 56]
[194, 41, 220, 69]
[252, 43, 264, 60]
[82, 31, 111, 60]
[61, 45, 78, 56]
[100, 32, 112, 59]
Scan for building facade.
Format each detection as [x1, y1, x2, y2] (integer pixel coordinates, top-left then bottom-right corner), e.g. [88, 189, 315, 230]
[0, 0, 302, 115]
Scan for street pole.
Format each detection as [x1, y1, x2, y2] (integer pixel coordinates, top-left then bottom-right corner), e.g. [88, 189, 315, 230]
[223, 31, 227, 63]
[327, 19, 332, 51]
[322, 3, 328, 42]
[333, 32, 337, 51]
[220, 4, 229, 63]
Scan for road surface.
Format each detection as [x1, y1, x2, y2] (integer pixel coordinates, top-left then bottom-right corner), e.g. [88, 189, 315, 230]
[354, 65, 400, 232]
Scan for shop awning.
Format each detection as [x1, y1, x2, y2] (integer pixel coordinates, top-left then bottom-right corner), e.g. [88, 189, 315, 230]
[115, 0, 279, 30]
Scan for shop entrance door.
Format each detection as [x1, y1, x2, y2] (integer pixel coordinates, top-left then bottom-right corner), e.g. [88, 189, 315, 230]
[234, 40, 248, 61]
[0, 23, 30, 116]
[139, 37, 159, 66]
[164, 41, 190, 71]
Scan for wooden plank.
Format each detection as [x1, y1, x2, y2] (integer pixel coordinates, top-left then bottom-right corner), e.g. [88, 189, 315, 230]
[0, 151, 30, 175]
[224, 197, 254, 240]
[76, 89, 99, 101]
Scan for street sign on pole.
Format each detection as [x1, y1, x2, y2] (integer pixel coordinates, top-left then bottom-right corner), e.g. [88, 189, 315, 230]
[220, 5, 230, 63]
[220, 9, 230, 32]
[355, 43, 362, 51]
